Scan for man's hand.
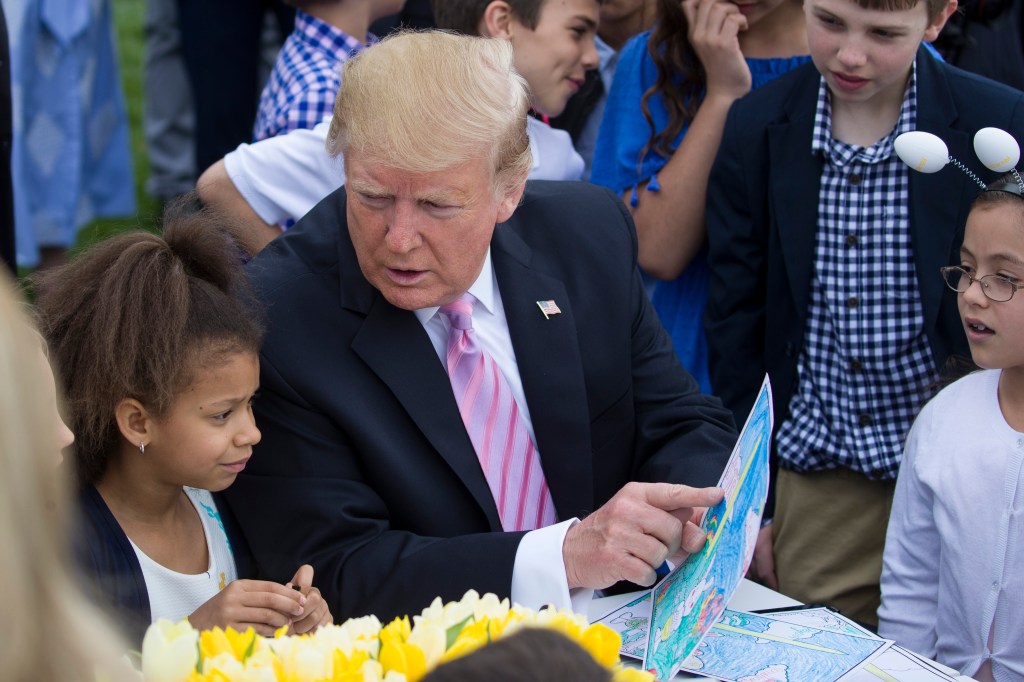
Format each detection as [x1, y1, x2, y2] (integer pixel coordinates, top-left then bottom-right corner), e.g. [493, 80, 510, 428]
[562, 482, 724, 590]
[746, 524, 778, 590]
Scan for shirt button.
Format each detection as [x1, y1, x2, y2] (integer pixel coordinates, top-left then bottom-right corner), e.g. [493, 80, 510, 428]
[993, 580, 1000, 590]
[859, 413, 873, 426]
[850, 358, 862, 371]
[847, 296, 859, 309]
[845, 234, 858, 247]
[1017, 438, 1023, 448]
[849, 173, 862, 186]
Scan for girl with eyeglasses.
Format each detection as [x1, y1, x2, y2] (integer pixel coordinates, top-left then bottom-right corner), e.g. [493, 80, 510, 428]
[878, 174, 1024, 681]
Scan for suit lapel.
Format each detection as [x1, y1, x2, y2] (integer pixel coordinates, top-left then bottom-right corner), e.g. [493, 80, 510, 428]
[769, 72, 823, 317]
[492, 227, 595, 519]
[912, 50, 972, 333]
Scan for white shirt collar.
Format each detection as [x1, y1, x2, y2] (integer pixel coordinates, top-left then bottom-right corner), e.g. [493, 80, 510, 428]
[413, 248, 496, 325]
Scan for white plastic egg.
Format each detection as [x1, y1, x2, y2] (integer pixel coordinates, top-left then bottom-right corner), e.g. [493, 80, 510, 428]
[973, 127, 1020, 172]
[894, 131, 949, 173]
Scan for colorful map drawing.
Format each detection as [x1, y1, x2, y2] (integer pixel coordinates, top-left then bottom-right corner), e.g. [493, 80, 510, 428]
[642, 376, 773, 679]
[594, 593, 652, 660]
[757, 608, 957, 681]
[758, 607, 879, 640]
[679, 610, 890, 682]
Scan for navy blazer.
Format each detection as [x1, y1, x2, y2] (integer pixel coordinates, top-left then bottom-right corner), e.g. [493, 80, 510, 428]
[75, 485, 255, 646]
[706, 48, 1024, 430]
[222, 180, 737, 622]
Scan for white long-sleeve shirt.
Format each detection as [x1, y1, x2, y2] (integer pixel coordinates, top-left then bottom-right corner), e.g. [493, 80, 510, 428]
[879, 369, 1024, 681]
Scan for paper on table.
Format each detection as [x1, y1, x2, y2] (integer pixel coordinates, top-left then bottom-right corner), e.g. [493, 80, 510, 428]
[678, 609, 891, 682]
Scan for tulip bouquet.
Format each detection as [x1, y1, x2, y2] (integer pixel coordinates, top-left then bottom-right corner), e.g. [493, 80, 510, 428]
[139, 590, 654, 682]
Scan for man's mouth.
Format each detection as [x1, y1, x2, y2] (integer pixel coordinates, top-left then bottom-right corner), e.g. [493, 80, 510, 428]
[387, 268, 428, 285]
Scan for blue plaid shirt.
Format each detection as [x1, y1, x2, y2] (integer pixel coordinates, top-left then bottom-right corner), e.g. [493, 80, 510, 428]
[774, 65, 938, 481]
[253, 10, 374, 141]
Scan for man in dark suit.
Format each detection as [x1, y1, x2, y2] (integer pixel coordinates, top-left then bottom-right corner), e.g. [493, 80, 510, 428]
[705, 0, 1024, 627]
[222, 31, 736, 623]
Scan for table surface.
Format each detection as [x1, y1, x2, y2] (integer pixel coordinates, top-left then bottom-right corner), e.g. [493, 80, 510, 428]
[588, 579, 975, 681]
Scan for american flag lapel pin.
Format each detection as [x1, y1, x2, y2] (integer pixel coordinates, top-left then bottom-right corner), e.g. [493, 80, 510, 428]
[536, 300, 561, 319]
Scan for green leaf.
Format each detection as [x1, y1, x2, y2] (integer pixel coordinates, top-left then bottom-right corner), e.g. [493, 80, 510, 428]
[446, 615, 474, 650]
[243, 631, 257, 661]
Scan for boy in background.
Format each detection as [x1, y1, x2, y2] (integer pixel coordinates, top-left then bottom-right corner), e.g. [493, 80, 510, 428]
[705, 0, 1024, 627]
[254, 0, 406, 141]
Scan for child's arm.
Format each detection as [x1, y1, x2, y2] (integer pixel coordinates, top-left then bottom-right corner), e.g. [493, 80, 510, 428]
[286, 564, 334, 634]
[631, 0, 751, 281]
[188, 579, 307, 636]
[877, 424, 940, 657]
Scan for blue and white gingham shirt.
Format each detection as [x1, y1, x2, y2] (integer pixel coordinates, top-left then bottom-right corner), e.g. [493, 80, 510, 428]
[253, 10, 374, 141]
[774, 65, 938, 481]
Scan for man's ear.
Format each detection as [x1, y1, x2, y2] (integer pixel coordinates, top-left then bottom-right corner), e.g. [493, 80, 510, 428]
[115, 398, 154, 452]
[481, 0, 515, 39]
[923, 0, 958, 42]
[496, 177, 528, 223]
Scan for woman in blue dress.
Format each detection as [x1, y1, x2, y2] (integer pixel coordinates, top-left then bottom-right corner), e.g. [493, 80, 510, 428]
[591, 0, 808, 394]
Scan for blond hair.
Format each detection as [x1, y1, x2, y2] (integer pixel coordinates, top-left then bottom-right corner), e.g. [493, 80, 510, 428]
[327, 30, 532, 198]
[0, 275, 130, 682]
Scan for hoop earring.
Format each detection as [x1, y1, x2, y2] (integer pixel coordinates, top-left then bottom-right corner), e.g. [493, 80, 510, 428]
[139, 441, 145, 455]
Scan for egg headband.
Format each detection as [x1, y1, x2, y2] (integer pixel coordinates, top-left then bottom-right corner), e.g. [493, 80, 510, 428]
[894, 127, 1024, 198]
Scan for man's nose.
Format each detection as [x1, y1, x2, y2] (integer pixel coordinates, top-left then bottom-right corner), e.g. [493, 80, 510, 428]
[384, 202, 423, 253]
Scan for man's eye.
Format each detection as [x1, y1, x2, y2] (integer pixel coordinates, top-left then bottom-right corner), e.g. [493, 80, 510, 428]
[359, 194, 390, 207]
[213, 410, 232, 422]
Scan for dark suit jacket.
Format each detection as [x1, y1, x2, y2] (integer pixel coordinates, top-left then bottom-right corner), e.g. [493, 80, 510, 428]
[706, 48, 1024, 432]
[223, 180, 737, 622]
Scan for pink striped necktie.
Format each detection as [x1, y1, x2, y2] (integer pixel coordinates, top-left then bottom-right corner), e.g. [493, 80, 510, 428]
[439, 294, 557, 532]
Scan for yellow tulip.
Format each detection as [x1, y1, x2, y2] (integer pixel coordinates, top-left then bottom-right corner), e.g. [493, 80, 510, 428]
[142, 620, 200, 682]
[406, 620, 445, 668]
[379, 639, 427, 681]
[380, 617, 411, 646]
[579, 624, 622, 668]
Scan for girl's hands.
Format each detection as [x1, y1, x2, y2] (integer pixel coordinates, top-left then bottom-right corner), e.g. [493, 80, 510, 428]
[683, 0, 752, 101]
[188, 579, 307, 636]
[285, 564, 333, 634]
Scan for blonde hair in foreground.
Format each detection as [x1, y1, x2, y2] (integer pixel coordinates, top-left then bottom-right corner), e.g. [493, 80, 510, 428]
[0, 275, 129, 682]
[327, 30, 533, 197]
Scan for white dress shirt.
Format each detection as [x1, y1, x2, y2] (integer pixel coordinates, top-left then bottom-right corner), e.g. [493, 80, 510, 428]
[879, 369, 1024, 681]
[414, 250, 592, 614]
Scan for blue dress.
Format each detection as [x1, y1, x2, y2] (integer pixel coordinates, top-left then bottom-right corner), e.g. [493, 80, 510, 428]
[5, 0, 135, 267]
[591, 30, 809, 394]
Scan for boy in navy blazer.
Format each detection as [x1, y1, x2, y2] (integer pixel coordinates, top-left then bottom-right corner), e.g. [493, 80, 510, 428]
[705, 0, 1024, 626]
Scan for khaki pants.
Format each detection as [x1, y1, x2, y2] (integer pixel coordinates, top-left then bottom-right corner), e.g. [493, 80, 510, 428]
[772, 467, 895, 628]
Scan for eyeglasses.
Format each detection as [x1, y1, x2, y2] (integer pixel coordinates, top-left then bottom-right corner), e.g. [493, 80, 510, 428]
[939, 265, 1024, 302]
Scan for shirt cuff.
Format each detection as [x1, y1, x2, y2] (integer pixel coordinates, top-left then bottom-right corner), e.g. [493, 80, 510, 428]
[511, 518, 594, 615]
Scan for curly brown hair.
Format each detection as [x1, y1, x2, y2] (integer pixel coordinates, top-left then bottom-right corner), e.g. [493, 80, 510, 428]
[641, 0, 703, 161]
[33, 196, 264, 486]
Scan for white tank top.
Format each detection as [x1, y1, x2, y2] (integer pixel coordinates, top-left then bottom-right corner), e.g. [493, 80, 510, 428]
[129, 487, 238, 623]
